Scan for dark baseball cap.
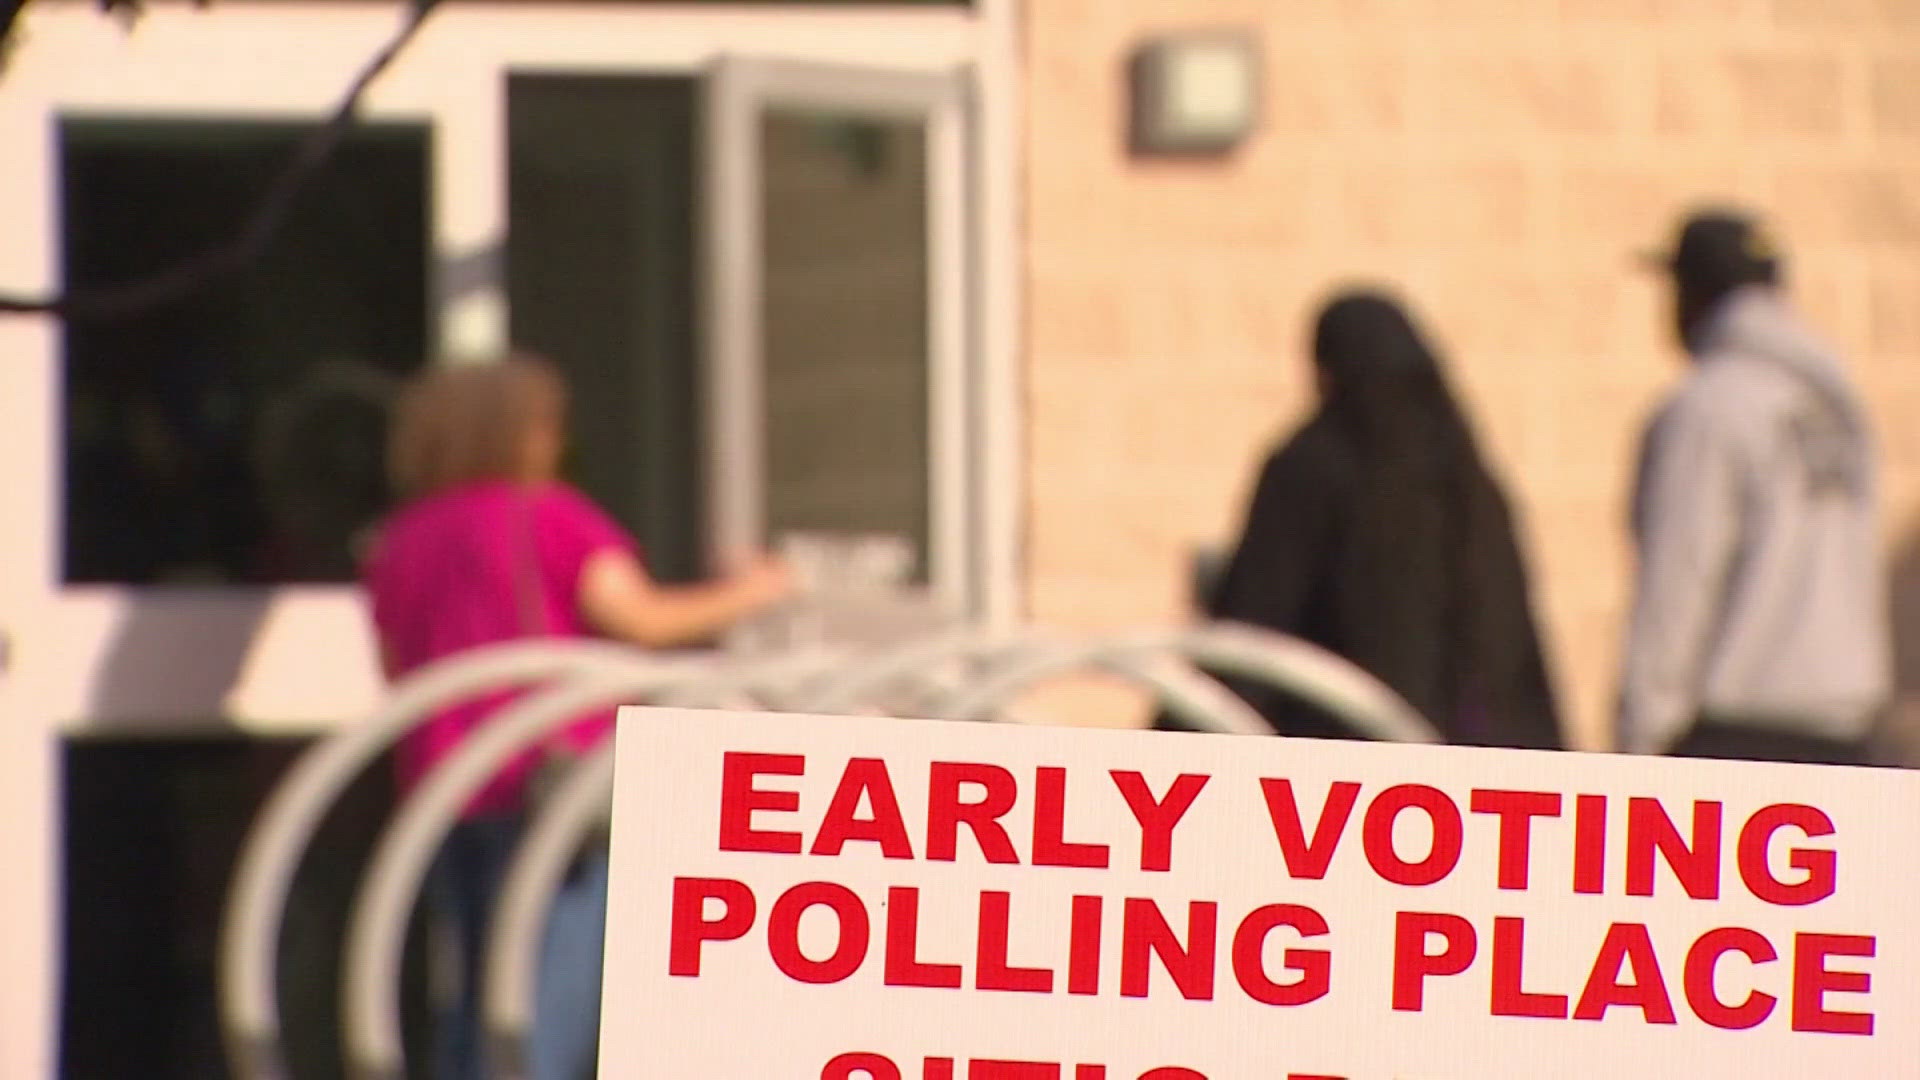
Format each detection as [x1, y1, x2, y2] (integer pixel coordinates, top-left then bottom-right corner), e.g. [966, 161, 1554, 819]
[1643, 208, 1783, 291]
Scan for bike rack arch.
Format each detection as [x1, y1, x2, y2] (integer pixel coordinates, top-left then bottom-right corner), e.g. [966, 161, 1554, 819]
[474, 652, 846, 1080]
[340, 660, 788, 1080]
[788, 627, 1041, 716]
[936, 623, 1437, 743]
[219, 639, 693, 1080]
[227, 621, 1438, 1080]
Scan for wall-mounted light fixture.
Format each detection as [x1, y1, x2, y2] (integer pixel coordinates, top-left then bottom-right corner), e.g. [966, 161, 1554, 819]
[1129, 30, 1261, 158]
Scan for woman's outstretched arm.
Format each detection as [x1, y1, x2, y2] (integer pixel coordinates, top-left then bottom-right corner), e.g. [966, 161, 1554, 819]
[578, 549, 792, 649]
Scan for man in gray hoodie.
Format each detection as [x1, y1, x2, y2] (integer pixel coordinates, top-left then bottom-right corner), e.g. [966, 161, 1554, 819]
[1620, 208, 1891, 764]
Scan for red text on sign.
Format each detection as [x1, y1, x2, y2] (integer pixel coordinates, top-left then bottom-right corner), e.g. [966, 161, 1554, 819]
[668, 877, 1330, 1005]
[718, 753, 1212, 872]
[1389, 912, 1874, 1034]
[1260, 781, 1839, 905]
[819, 1054, 1344, 1080]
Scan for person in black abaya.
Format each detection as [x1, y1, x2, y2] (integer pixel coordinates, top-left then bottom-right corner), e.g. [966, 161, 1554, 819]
[1172, 289, 1563, 749]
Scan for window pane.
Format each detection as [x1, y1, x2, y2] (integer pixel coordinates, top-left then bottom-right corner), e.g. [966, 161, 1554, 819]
[759, 109, 931, 581]
[60, 118, 431, 586]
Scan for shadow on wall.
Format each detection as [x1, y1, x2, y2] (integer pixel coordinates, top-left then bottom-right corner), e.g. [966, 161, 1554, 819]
[83, 592, 274, 732]
[1883, 515, 1920, 766]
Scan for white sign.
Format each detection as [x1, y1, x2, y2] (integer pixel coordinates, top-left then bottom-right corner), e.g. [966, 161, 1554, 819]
[600, 710, 1920, 1079]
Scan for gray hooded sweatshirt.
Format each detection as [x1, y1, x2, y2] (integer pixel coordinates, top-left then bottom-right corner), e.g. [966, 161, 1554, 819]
[1619, 287, 1891, 754]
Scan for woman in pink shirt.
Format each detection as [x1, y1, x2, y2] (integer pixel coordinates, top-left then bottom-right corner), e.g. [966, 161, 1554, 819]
[364, 355, 787, 1080]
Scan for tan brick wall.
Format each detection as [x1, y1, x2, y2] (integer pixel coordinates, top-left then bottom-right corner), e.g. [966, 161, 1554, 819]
[1022, 0, 1920, 748]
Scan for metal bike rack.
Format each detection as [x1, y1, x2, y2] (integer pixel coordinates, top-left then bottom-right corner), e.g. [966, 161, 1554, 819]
[938, 637, 1274, 732]
[474, 653, 842, 1080]
[937, 623, 1436, 743]
[218, 639, 692, 1080]
[1161, 623, 1436, 741]
[339, 662, 774, 1080]
[227, 621, 1437, 1080]
[787, 627, 1038, 716]
[697, 644, 861, 713]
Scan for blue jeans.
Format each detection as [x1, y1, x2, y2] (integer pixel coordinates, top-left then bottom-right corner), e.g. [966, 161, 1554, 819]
[428, 815, 606, 1080]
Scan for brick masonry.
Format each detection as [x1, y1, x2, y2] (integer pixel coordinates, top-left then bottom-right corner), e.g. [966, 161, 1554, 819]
[1021, 0, 1920, 748]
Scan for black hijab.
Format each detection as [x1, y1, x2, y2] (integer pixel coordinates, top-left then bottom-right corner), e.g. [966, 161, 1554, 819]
[1202, 290, 1563, 749]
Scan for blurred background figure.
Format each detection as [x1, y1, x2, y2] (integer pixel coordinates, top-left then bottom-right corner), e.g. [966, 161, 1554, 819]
[1620, 209, 1890, 766]
[363, 355, 789, 1080]
[251, 357, 399, 581]
[1181, 289, 1562, 750]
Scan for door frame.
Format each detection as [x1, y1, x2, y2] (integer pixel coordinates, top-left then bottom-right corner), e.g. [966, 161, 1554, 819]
[704, 56, 977, 612]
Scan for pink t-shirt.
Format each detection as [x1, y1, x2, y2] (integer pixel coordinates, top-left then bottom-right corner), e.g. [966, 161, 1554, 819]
[363, 480, 638, 814]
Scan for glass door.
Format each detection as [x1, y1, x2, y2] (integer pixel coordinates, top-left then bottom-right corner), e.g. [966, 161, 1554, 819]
[704, 57, 976, 613]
